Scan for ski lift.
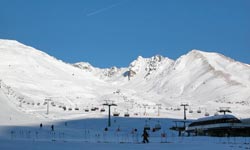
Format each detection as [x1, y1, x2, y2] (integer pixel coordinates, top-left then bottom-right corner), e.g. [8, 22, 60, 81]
[91, 106, 97, 111]
[113, 112, 120, 116]
[68, 108, 72, 111]
[197, 108, 201, 113]
[113, 108, 120, 116]
[62, 106, 66, 111]
[154, 121, 161, 130]
[205, 112, 209, 116]
[144, 121, 150, 130]
[124, 113, 130, 117]
[37, 103, 40, 106]
[124, 109, 130, 117]
[75, 107, 79, 111]
[134, 113, 138, 116]
[85, 108, 89, 112]
[100, 108, 105, 112]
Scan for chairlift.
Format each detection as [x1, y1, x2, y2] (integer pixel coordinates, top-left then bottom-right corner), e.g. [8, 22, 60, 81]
[113, 112, 120, 116]
[91, 107, 96, 111]
[62, 106, 67, 111]
[85, 108, 89, 112]
[197, 109, 201, 113]
[68, 108, 72, 111]
[144, 124, 150, 130]
[100, 108, 105, 112]
[75, 107, 79, 111]
[155, 123, 161, 130]
[113, 108, 120, 116]
[37, 103, 40, 106]
[124, 113, 130, 117]
[134, 113, 138, 116]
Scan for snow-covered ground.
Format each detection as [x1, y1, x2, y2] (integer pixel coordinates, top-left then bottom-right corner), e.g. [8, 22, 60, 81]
[0, 39, 250, 149]
[0, 117, 249, 150]
[0, 39, 250, 121]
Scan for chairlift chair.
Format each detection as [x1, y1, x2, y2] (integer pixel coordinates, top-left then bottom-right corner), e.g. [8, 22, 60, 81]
[91, 107, 96, 111]
[124, 113, 130, 117]
[100, 108, 105, 112]
[155, 123, 161, 130]
[144, 124, 150, 130]
[113, 112, 120, 116]
[113, 108, 120, 116]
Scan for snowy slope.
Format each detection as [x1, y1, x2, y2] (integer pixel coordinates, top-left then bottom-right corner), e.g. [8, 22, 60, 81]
[0, 39, 250, 125]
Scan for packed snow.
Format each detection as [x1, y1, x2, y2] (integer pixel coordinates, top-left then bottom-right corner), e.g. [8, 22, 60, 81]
[0, 39, 250, 149]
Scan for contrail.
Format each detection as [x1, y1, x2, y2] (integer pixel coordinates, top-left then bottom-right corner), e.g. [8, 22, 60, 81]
[86, 2, 122, 17]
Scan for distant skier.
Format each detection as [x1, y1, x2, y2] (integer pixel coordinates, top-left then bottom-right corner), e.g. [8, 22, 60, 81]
[51, 125, 54, 131]
[142, 129, 149, 143]
[40, 123, 43, 128]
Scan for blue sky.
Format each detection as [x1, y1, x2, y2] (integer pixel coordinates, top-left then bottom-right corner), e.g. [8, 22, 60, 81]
[0, 0, 249, 68]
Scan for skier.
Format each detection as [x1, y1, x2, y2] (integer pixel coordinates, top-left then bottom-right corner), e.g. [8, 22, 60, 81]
[51, 125, 54, 131]
[40, 123, 43, 128]
[142, 129, 149, 143]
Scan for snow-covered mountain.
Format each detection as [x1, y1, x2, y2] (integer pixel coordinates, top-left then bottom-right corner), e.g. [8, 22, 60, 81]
[0, 39, 250, 124]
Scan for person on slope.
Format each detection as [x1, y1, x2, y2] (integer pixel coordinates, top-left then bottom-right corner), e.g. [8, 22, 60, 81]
[142, 129, 149, 143]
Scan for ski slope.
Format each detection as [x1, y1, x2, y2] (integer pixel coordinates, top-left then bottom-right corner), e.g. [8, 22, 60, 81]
[0, 39, 250, 149]
[1, 39, 250, 122]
